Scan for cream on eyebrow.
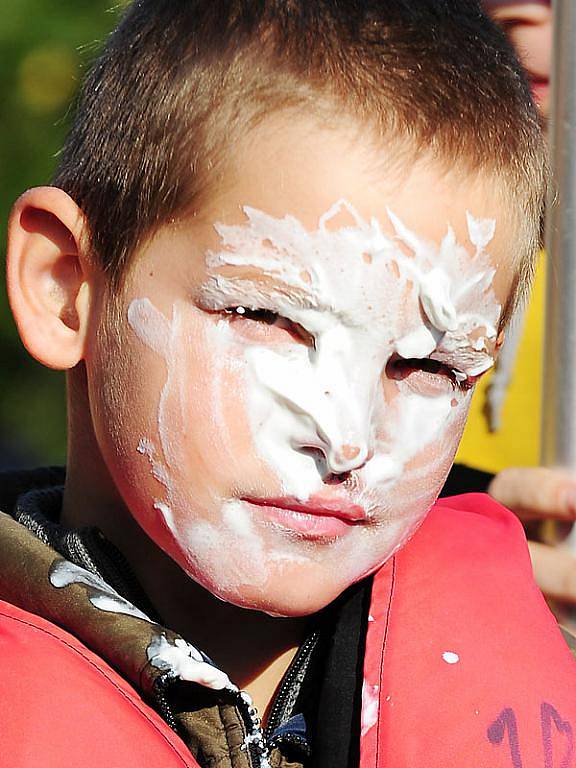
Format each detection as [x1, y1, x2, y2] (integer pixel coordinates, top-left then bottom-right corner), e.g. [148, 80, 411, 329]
[198, 270, 322, 312]
[430, 348, 495, 376]
[394, 340, 495, 372]
[200, 203, 500, 344]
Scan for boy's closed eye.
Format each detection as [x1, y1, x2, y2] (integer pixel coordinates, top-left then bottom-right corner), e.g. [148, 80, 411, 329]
[220, 306, 315, 347]
[387, 355, 479, 395]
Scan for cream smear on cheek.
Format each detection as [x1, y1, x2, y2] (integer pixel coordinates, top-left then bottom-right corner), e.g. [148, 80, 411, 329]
[127, 300, 287, 596]
[200, 200, 500, 510]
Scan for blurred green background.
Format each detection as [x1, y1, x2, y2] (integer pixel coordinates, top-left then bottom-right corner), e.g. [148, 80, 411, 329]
[0, 1, 124, 468]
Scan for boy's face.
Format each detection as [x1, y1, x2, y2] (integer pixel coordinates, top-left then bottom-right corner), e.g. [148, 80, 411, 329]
[88, 118, 514, 616]
[483, 1, 552, 117]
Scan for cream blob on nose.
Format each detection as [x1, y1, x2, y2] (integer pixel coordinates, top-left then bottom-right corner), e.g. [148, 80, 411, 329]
[325, 441, 372, 475]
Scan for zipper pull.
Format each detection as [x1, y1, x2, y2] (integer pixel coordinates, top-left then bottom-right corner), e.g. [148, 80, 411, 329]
[238, 691, 272, 768]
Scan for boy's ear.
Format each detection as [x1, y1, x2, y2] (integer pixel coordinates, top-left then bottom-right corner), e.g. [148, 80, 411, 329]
[7, 187, 93, 370]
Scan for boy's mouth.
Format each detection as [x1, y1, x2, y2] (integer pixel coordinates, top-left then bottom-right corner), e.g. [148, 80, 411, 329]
[529, 76, 549, 108]
[241, 495, 368, 539]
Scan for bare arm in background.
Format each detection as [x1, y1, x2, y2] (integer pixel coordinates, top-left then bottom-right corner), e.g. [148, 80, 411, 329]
[489, 468, 576, 603]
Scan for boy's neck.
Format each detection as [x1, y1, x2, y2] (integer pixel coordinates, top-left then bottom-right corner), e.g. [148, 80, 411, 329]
[62, 370, 308, 717]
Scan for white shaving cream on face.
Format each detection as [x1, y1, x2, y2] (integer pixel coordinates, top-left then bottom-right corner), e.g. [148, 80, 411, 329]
[126, 200, 500, 609]
[199, 200, 499, 502]
[127, 299, 277, 597]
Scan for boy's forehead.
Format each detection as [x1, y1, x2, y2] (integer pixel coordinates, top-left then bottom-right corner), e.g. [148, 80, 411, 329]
[196, 117, 518, 306]
[202, 198, 502, 354]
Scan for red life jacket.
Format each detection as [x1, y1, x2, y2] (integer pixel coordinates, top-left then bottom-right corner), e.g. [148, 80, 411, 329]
[361, 493, 576, 767]
[0, 493, 574, 767]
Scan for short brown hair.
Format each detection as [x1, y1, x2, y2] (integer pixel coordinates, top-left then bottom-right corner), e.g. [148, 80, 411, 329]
[54, 0, 546, 309]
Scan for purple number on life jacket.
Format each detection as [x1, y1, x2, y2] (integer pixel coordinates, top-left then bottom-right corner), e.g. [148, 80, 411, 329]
[541, 702, 574, 768]
[487, 708, 523, 768]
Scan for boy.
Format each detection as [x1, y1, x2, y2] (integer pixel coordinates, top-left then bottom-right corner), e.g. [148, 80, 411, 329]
[1, 1, 573, 765]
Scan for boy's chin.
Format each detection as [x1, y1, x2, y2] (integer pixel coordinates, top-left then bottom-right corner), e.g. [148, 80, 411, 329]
[203, 577, 359, 618]
[227, 595, 339, 619]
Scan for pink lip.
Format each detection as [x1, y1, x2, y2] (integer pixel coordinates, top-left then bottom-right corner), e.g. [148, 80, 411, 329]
[243, 495, 367, 538]
[530, 78, 549, 105]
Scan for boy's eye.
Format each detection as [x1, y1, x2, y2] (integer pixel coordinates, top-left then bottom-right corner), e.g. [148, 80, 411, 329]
[224, 306, 278, 324]
[387, 355, 476, 394]
[222, 306, 315, 347]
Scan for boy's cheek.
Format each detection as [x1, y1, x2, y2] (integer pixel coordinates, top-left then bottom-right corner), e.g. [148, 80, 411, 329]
[362, 404, 468, 529]
[90, 299, 278, 504]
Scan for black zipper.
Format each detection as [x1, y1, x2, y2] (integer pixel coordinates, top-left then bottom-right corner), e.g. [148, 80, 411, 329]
[234, 689, 272, 768]
[264, 630, 320, 742]
[228, 626, 320, 768]
[153, 673, 184, 736]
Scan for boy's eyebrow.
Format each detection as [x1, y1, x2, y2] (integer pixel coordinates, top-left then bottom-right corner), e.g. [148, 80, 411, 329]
[208, 263, 274, 282]
[433, 346, 495, 377]
[201, 263, 324, 308]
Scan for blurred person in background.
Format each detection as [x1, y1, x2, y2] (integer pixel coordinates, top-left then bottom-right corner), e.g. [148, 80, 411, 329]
[445, 0, 576, 615]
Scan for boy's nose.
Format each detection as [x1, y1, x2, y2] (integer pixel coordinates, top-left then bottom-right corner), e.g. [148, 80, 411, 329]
[324, 441, 373, 476]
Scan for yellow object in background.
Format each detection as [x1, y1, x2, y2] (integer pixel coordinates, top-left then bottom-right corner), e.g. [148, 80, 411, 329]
[456, 257, 545, 474]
